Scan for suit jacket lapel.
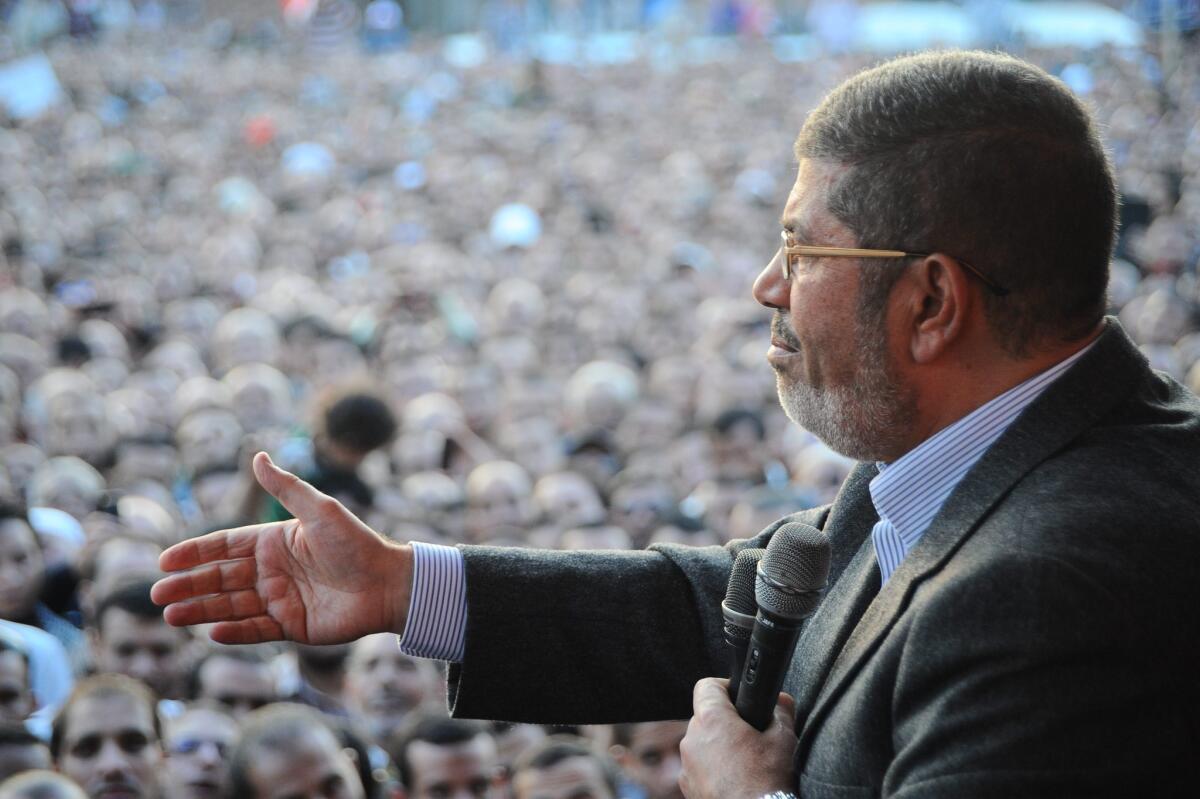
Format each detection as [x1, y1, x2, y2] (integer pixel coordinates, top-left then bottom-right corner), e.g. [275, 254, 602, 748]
[796, 319, 1148, 753]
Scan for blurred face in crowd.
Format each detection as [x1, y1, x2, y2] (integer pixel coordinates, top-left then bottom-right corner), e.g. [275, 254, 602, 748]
[753, 159, 916, 461]
[406, 734, 500, 799]
[0, 518, 45, 622]
[162, 708, 238, 799]
[344, 634, 435, 741]
[613, 722, 687, 799]
[513, 756, 615, 799]
[57, 692, 162, 799]
[0, 650, 33, 723]
[196, 655, 278, 720]
[93, 608, 189, 700]
[45, 388, 114, 467]
[244, 727, 363, 799]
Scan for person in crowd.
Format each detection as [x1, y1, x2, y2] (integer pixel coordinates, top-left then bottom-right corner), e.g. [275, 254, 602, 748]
[389, 715, 503, 799]
[89, 577, 191, 700]
[188, 647, 279, 720]
[510, 737, 619, 799]
[0, 636, 34, 727]
[608, 722, 686, 799]
[0, 770, 87, 799]
[343, 633, 440, 744]
[160, 703, 238, 799]
[226, 704, 364, 799]
[51, 674, 163, 799]
[0, 724, 52, 782]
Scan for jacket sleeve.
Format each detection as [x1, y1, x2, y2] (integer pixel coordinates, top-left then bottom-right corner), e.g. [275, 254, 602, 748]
[446, 507, 830, 723]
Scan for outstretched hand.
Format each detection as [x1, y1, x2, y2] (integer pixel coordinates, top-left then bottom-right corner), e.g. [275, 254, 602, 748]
[151, 452, 413, 646]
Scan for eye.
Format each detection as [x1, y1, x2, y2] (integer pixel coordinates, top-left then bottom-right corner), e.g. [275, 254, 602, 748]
[116, 644, 137, 658]
[470, 778, 491, 798]
[118, 731, 150, 754]
[639, 750, 663, 767]
[70, 735, 101, 759]
[0, 689, 19, 704]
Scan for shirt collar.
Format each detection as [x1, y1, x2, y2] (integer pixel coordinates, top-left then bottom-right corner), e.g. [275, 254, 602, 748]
[869, 339, 1097, 547]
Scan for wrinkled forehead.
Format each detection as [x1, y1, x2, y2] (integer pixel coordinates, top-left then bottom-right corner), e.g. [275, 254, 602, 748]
[780, 159, 854, 245]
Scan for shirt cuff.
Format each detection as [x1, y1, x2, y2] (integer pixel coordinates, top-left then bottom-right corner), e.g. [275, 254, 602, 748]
[397, 541, 468, 662]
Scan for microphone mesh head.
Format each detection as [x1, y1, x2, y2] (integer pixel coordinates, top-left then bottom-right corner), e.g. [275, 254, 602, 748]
[725, 548, 764, 616]
[756, 523, 830, 619]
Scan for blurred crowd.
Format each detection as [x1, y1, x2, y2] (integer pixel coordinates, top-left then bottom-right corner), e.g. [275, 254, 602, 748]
[0, 0, 1198, 796]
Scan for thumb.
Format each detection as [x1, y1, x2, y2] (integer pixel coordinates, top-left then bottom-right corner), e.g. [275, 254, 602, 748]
[773, 691, 797, 730]
[253, 452, 327, 520]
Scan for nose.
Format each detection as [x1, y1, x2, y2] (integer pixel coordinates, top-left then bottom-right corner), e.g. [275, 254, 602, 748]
[97, 739, 133, 778]
[752, 249, 789, 310]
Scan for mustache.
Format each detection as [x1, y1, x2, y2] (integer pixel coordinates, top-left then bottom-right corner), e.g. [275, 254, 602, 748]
[771, 313, 802, 350]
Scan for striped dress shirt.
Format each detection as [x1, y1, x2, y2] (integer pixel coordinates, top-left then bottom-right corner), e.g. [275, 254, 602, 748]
[400, 341, 1097, 660]
[870, 341, 1094, 584]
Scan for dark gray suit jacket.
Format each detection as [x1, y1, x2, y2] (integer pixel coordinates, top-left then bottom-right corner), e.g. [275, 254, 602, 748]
[447, 320, 1200, 797]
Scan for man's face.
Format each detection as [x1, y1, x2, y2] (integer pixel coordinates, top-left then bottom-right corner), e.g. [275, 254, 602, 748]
[344, 634, 433, 740]
[616, 722, 686, 799]
[162, 709, 239, 799]
[513, 756, 614, 799]
[406, 736, 500, 799]
[0, 518, 45, 621]
[754, 159, 917, 462]
[197, 656, 278, 720]
[0, 649, 33, 723]
[245, 728, 364, 799]
[57, 693, 162, 799]
[94, 608, 188, 699]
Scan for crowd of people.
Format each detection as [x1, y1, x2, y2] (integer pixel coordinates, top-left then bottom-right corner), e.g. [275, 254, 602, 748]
[0, 1, 1197, 796]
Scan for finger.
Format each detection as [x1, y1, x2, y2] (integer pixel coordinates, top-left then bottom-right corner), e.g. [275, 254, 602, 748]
[692, 677, 734, 713]
[773, 692, 797, 729]
[151, 559, 257, 605]
[209, 616, 286, 646]
[253, 452, 331, 520]
[161, 589, 267, 627]
[159, 525, 271, 572]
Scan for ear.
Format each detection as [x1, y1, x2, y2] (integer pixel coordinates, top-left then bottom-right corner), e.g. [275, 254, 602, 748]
[901, 254, 973, 364]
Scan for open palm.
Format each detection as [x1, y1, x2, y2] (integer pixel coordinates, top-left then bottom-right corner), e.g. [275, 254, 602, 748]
[152, 453, 412, 645]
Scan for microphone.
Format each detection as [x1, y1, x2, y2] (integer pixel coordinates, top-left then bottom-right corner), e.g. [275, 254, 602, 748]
[735, 522, 830, 731]
[722, 548, 764, 704]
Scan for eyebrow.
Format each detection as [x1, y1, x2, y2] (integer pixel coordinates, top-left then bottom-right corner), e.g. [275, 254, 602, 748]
[779, 217, 816, 243]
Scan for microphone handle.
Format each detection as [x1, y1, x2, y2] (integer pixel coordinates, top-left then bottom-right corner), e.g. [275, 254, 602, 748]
[734, 611, 803, 731]
[724, 624, 750, 703]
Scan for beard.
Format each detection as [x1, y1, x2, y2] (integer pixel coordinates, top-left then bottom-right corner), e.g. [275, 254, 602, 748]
[773, 312, 916, 462]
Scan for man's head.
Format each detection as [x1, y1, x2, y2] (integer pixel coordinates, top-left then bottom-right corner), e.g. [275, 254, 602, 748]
[343, 633, 439, 743]
[161, 703, 239, 799]
[190, 647, 279, 720]
[0, 723, 51, 781]
[51, 674, 163, 799]
[227, 704, 364, 799]
[610, 722, 686, 799]
[757, 51, 1116, 461]
[390, 715, 501, 799]
[511, 738, 618, 799]
[0, 504, 45, 623]
[90, 578, 191, 700]
[0, 636, 33, 724]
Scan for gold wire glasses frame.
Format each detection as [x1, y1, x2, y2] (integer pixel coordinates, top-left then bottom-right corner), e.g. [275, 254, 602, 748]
[778, 231, 1011, 297]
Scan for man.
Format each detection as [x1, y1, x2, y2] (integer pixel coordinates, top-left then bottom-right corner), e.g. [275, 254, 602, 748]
[226, 704, 364, 799]
[510, 738, 618, 799]
[0, 637, 34, 726]
[153, 51, 1200, 796]
[343, 633, 439, 744]
[90, 578, 191, 700]
[160, 703, 238, 799]
[189, 647, 279, 720]
[609, 722, 685, 799]
[389, 715, 502, 799]
[51, 674, 163, 799]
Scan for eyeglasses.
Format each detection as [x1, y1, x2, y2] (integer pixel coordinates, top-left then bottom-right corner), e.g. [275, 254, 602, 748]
[778, 231, 1010, 296]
